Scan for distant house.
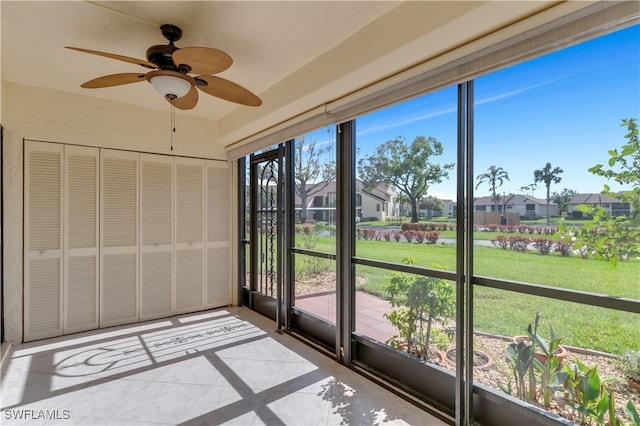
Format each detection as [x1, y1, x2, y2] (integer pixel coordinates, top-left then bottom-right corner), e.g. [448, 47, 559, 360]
[295, 180, 394, 223]
[441, 199, 456, 217]
[473, 194, 559, 219]
[568, 193, 632, 218]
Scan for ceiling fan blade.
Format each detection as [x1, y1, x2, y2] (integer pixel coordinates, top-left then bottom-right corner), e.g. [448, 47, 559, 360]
[166, 86, 199, 110]
[81, 73, 146, 88]
[66, 46, 156, 69]
[196, 75, 262, 106]
[172, 47, 233, 75]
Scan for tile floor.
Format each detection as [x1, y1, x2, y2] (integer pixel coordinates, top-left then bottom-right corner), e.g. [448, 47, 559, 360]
[1, 307, 448, 425]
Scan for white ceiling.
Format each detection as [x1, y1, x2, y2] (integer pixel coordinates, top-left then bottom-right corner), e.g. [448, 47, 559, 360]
[1, 1, 401, 120]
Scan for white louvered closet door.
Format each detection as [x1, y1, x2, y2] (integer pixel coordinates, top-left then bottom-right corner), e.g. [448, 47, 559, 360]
[101, 150, 139, 327]
[140, 154, 174, 321]
[64, 146, 99, 334]
[175, 158, 205, 313]
[24, 141, 63, 341]
[206, 161, 231, 308]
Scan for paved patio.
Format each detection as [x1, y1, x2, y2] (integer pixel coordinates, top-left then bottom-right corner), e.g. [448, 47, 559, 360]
[0, 307, 445, 426]
[295, 291, 397, 344]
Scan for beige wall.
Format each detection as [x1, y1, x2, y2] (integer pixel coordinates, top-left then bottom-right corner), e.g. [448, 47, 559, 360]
[2, 82, 224, 342]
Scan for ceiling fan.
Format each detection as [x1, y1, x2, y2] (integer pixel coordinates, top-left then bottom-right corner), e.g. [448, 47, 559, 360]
[66, 24, 262, 110]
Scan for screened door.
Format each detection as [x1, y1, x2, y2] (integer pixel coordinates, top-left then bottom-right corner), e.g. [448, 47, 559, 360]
[248, 147, 285, 324]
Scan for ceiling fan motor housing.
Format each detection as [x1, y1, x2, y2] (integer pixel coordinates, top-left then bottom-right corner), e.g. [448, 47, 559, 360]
[146, 24, 191, 73]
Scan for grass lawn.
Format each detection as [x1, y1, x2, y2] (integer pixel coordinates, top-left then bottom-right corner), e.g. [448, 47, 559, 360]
[302, 236, 639, 354]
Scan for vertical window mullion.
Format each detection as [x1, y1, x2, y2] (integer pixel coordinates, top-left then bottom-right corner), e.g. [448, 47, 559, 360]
[337, 120, 356, 365]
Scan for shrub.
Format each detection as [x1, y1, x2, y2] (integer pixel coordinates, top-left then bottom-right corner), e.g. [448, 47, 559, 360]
[360, 216, 378, 222]
[401, 222, 455, 232]
[384, 258, 455, 361]
[620, 349, 640, 384]
[392, 230, 402, 242]
[532, 238, 553, 255]
[357, 228, 378, 240]
[402, 230, 416, 243]
[508, 236, 531, 252]
[491, 235, 509, 250]
[554, 240, 573, 257]
[414, 231, 426, 244]
[425, 230, 440, 244]
[382, 231, 392, 241]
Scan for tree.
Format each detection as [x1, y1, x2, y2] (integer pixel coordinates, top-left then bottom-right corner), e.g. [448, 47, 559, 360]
[520, 183, 538, 197]
[588, 117, 640, 218]
[551, 188, 577, 214]
[476, 165, 510, 211]
[534, 162, 563, 225]
[294, 136, 336, 222]
[358, 136, 454, 223]
[568, 118, 640, 262]
[420, 195, 444, 219]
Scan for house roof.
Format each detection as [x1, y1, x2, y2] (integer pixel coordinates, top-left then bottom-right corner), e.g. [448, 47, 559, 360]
[294, 179, 386, 207]
[474, 194, 555, 206]
[569, 193, 625, 205]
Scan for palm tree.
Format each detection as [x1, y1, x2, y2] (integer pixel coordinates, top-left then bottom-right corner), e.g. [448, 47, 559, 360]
[533, 162, 563, 225]
[476, 165, 510, 211]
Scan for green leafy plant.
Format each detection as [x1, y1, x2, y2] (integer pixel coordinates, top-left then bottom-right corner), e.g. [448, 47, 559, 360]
[563, 359, 603, 425]
[384, 257, 455, 362]
[532, 331, 568, 409]
[506, 313, 567, 405]
[505, 339, 535, 401]
[626, 400, 640, 425]
[296, 222, 332, 278]
[620, 349, 640, 385]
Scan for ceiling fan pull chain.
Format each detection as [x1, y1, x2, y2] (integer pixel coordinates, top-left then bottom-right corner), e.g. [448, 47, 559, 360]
[170, 100, 175, 151]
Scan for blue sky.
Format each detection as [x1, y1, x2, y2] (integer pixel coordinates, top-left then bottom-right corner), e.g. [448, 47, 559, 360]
[304, 24, 639, 200]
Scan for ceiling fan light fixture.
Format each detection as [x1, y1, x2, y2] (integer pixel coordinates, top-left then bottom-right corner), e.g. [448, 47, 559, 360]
[145, 70, 193, 99]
